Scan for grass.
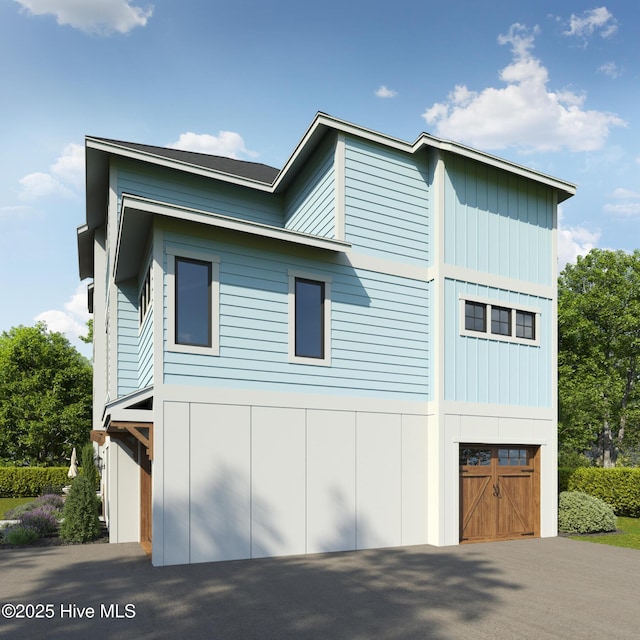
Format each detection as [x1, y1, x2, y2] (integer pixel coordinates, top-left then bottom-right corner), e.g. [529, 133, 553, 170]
[571, 517, 640, 550]
[0, 497, 36, 519]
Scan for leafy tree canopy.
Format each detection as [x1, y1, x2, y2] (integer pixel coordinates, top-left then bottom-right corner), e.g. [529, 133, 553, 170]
[558, 249, 640, 466]
[0, 323, 92, 466]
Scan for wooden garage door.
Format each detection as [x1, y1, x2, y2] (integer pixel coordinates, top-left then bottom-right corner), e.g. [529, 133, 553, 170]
[459, 445, 540, 543]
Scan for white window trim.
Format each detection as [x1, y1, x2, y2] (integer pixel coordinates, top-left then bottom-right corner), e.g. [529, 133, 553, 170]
[459, 295, 541, 347]
[166, 247, 220, 356]
[288, 269, 332, 366]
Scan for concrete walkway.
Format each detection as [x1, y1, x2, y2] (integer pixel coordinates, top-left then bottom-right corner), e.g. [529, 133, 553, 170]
[0, 537, 637, 639]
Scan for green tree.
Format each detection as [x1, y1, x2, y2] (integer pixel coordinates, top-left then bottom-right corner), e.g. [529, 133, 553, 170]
[0, 323, 92, 466]
[80, 318, 93, 345]
[558, 249, 640, 467]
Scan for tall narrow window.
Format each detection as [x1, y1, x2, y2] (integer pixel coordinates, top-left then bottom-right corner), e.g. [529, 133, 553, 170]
[175, 257, 211, 347]
[295, 278, 324, 359]
[491, 306, 511, 336]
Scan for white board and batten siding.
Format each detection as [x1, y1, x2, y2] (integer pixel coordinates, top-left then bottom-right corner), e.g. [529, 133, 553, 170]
[156, 399, 430, 566]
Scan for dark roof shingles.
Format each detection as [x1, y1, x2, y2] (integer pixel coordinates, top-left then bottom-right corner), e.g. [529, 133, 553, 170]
[94, 137, 280, 184]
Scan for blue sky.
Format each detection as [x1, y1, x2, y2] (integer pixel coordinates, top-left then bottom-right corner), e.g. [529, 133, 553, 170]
[1, 1, 638, 355]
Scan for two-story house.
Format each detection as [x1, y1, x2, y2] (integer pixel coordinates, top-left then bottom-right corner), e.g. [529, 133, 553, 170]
[78, 113, 575, 566]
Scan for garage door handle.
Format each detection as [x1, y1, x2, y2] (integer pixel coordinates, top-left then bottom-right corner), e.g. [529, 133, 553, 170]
[492, 484, 501, 498]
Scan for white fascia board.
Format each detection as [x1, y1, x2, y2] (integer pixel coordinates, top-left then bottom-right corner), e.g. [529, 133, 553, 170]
[413, 135, 577, 201]
[120, 194, 351, 253]
[272, 113, 576, 202]
[85, 137, 274, 193]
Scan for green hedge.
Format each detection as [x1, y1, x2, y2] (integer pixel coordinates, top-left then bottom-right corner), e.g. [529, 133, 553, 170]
[567, 467, 640, 518]
[0, 467, 69, 497]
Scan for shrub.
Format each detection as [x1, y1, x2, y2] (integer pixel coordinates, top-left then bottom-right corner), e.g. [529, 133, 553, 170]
[35, 493, 65, 513]
[80, 443, 99, 492]
[18, 506, 59, 536]
[59, 475, 101, 543]
[4, 525, 39, 545]
[0, 467, 68, 497]
[568, 467, 640, 517]
[558, 491, 617, 534]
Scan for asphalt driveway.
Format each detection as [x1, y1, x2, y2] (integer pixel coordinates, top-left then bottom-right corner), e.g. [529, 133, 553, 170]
[0, 537, 637, 639]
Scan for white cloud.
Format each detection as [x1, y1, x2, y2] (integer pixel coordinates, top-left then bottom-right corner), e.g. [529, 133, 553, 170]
[603, 202, 640, 217]
[168, 131, 258, 159]
[598, 62, 622, 78]
[50, 143, 84, 188]
[35, 284, 90, 343]
[375, 85, 397, 98]
[18, 143, 84, 201]
[18, 172, 74, 201]
[557, 209, 600, 269]
[422, 23, 625, 152]
[603, 187, 640, 217]
[564, 7, 617, 41]
[14, 0, 152, 35]
[610, 187, 640, 199]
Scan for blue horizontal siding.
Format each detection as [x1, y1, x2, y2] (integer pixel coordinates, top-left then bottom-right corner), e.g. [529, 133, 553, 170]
[444, 154, 554, 285]
[444, 278, 552, 407]
[116, 158, 284, 228]
[285, 135, 335, 238]
[117, 283, 139, 397]
[162, 230, 430, 401]
[344, 138, 430, 266]
[138, 306, 153, 388]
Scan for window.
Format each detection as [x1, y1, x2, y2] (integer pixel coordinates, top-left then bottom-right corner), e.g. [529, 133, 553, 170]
[175, 257, 211, 347]
[516, 310, 535, 340]
[167, 248, 220, 355]
[288, 270, 331, 365]
[491, 306, 511, 336]
[295, 279, 324, 358]
[460, 296, 540, 346]
[139, 265, 151, 325]
[465, 301, 486, 332]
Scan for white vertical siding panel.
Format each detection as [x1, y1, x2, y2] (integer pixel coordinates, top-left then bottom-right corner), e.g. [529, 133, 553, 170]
[401, 414, 429, 545]
[190, 403, 251, 563]
[306, 409, 356, 553]
[251, 407, 306, 558]
[163, 401, 190, 565]
[356, 412, 402, 549]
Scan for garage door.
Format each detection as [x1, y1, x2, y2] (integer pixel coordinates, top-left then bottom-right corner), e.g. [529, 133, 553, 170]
[459, 445, 540, 543]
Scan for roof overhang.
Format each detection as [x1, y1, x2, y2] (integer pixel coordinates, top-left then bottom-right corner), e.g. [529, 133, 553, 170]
[274, 113, 576, 202]
[114, 194, 351, 283]
[77, 223, 94, 280]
